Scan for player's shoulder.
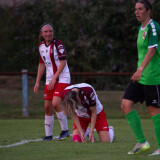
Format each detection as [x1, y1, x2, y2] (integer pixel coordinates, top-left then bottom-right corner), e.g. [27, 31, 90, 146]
[79, 83, 94, 94]
[64, 83, 93, 90]
[148, 20, 160, 36]
[39, 41, 45, 48]
[149, 20, 159, 26]
[53, 38, 63, 45]
[148, 20, 160, 30]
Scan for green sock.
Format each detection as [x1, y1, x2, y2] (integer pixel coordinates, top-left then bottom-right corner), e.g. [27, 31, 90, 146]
[152, 114, 160, 149]
[125, 110, 146, 143]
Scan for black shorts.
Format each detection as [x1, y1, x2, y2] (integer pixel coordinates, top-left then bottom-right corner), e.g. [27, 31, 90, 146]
[123, 80, 160, 107]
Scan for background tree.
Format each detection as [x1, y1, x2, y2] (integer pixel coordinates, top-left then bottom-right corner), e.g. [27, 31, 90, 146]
[0, 0, 159, 74]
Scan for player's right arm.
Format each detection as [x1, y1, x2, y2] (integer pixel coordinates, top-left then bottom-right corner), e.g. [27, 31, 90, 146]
[89, 105, 97, 143]
[34, 63, 45, 94]
[72, 114, 86, 142]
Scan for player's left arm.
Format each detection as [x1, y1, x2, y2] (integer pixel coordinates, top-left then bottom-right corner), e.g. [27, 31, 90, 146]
[131, 47, 156, 82]
[89, 105, 97, 143]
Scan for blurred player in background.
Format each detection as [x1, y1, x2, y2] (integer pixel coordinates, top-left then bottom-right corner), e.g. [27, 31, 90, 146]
[34, 22, 70, 140]
[62, 83, 115, 143]
[121, 0, 160, 156]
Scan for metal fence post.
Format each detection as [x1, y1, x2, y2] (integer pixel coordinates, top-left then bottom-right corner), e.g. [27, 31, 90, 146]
[22, 69, 29, 117]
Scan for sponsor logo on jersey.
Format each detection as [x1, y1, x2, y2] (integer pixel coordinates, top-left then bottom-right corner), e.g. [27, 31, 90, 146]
[142, 31, 147, 39]
[58, 45, 64, 54]
[59, 49, 64, 54]
[45, 62, 51, 67]
[152, 100, 157, 104]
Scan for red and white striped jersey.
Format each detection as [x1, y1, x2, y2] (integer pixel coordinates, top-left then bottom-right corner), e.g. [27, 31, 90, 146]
[39, 38, 70, 85]
[64, 83, 103, 118]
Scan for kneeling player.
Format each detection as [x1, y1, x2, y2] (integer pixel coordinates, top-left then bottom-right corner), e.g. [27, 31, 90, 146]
[62, 83, 115, 142]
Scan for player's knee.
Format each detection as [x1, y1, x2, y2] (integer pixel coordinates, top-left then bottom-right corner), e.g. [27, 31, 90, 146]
[99, 131, 110, 143]
[52, 102, 60, 111]
[121, 99, 129, 113]
[121, 100, 133, 114]
[148, 106, 160, 116]
[121, 101, 125, 112]
[45, 105, 52, 115]
[73, 134, 82, 142]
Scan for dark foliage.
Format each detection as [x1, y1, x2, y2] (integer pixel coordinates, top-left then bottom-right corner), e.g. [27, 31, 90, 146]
[0, 0, 159, 73]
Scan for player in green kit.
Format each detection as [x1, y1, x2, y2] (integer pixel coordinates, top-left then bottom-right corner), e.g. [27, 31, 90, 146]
[121, 0, 160, 156]
[137, 19, 160, 85]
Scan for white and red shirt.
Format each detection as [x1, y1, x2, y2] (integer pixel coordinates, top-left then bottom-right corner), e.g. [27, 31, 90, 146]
[39, 38, 70, 85]
[64, 83, 103, 118]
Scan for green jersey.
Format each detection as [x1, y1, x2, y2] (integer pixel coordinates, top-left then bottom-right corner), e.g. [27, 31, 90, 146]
[137, 19, 160, 85]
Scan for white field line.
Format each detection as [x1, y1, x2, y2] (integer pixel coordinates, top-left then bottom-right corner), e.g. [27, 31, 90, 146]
[0, 134, 72, 148]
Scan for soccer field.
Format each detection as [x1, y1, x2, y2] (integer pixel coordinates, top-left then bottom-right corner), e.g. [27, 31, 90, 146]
[0, 119, 158, 160]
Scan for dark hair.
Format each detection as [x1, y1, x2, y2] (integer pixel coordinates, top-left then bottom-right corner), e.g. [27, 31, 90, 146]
[137, 0, 152, 10]
[70, 91, 78, 102]
[39, 22, 54, 42]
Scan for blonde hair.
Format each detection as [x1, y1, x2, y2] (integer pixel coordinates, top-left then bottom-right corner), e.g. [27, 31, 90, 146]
[61, 91, 78, 117]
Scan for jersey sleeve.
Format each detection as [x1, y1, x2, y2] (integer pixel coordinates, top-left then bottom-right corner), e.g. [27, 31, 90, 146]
[148, 22, 159, 48]
[55, 38, 67, 60]
[38, 43, 44, 63]
[86, 87, 96, 106]
[39, 52, 44, 63]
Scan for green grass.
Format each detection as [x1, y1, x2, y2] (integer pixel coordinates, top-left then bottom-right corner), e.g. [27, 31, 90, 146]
[0, 89, 157, 159]
[0, 119, 159, 160]
[0, 89, 150, 119]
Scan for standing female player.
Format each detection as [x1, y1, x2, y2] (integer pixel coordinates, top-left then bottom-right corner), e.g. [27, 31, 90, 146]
[61, 83, 115, 143]
[34, 23, 70, 140]
[121, 0, 160, 156]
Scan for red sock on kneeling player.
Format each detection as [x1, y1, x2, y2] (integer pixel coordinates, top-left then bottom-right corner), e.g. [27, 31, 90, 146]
[72, 134, 82, 142]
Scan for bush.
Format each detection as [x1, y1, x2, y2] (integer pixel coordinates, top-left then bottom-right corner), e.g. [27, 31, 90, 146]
[0, 0, 160, 74]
